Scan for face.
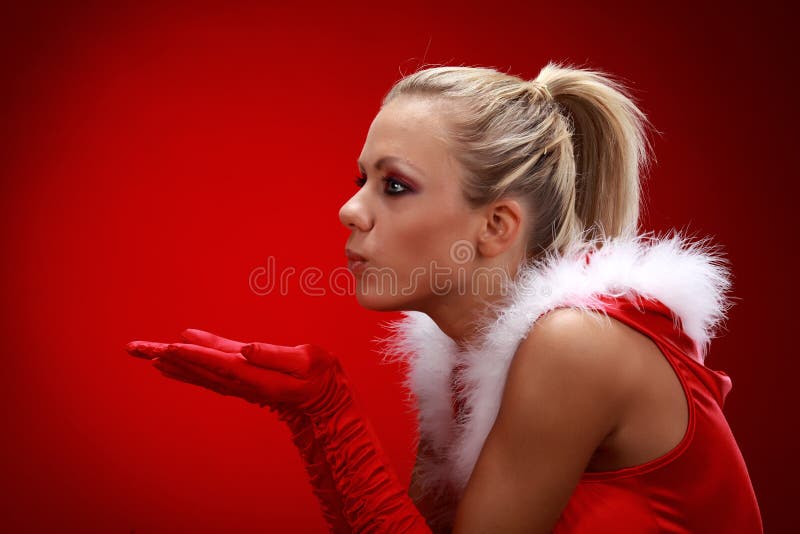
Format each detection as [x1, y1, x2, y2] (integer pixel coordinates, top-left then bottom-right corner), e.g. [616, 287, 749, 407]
[339, 96, 486, 312]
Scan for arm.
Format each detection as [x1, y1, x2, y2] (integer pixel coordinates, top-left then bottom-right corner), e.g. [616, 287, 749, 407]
[278, 410, 351, 533]
[134, 336, 433, 532]
[284, 350, 432, 533]
[451, 308, 636, 533]
[143, 320, 629, 533]
[129, 331, 351, 533]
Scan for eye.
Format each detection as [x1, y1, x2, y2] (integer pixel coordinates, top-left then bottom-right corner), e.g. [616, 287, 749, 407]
[384, 176, 410, 195]
[353, 173, 412, 196]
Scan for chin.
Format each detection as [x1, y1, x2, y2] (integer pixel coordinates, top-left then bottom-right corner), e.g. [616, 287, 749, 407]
[354, 291, 402, 312]
[353, 284, 420, 312]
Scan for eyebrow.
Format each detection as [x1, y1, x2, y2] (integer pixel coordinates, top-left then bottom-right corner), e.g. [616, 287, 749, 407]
[357, 155, 425, 178]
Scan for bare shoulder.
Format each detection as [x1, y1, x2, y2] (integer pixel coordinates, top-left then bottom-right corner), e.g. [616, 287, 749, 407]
[452, 306, 649, 531]
[507, 306, 644, 406]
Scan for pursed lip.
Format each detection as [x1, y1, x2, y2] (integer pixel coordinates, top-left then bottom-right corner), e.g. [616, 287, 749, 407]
[345, 248, 368, 262]
[345, 248, 369, 274]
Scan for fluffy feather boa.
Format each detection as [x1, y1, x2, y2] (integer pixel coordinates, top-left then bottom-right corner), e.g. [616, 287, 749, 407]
[375, 230, 734, 506]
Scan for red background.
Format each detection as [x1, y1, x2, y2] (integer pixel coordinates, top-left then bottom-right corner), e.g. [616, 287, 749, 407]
[1, 1, 793, 531]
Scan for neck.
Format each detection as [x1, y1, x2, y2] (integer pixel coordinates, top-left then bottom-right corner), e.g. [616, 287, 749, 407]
[419, 294, 489, 350]
[416, 257, 523, 350]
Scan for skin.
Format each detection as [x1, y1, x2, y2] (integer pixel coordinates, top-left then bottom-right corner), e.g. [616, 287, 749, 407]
[341, 94, 689, 532]
[450, 308, 688, 532]
[130, 94, 689, 532]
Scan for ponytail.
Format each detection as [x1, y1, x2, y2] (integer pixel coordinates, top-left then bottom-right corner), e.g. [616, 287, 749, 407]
[536, 62, 657, 249]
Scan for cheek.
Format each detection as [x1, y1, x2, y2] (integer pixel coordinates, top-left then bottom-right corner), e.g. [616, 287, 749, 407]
[386, 209, 473, 271]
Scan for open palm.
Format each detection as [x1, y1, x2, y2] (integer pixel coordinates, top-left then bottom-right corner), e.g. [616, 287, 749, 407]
[126, 329, 337, 411]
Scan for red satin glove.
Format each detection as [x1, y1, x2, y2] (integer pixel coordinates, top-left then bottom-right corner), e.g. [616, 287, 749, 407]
[126, 330, 350, 533]
[238, 341, 431, 532]
[127, 331, 432, 533]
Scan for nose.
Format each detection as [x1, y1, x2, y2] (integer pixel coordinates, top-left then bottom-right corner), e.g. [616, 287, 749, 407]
[339, 192, 373, 232]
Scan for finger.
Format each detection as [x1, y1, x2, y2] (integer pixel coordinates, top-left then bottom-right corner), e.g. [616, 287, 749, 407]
[155, 359, 222, 388]
[179, 328, 245, 353]
[162, 343, 312, 404]
[156, 362, 239, 397]
[153, 359, 261, 402]
[156, 356, 251, 393]
[126, 341, 172, 360]
[160, 343, 246, 381]
[239, 342, 312, 378]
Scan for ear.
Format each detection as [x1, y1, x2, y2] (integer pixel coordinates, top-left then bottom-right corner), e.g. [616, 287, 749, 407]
[476, 198, 525, 258]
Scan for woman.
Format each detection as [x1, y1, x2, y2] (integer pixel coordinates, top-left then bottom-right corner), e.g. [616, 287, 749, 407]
[127, 62, 763, 533]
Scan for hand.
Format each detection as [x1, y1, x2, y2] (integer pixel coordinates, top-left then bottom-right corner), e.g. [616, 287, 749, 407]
[126, 329, 265, 407]
[126, 330, 353, 532]
[125, 329, 341, 412]
[126, 329, 431, 532]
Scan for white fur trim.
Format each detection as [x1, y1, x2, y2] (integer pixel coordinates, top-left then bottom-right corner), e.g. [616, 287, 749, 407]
[375, 230, 733, 499]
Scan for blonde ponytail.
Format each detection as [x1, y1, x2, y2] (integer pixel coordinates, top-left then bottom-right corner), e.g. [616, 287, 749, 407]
[536, 62, 656, 248]
[383, 61, 657, 259]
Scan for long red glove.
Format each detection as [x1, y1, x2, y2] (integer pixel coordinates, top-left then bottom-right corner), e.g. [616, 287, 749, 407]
[276, 410, 352, 533]
[128, 333, 433, 532]
[127, 333, 350, 533]
[243, 341, 432, 532]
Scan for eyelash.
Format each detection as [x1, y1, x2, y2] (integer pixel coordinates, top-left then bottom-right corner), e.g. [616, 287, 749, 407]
[354, 174, 411, 195]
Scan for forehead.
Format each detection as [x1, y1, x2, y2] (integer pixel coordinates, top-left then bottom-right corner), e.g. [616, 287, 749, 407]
[359, 96, 454, 173]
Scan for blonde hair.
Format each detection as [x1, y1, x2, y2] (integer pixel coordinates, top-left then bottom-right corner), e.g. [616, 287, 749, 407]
[382, 61, 657, 260]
